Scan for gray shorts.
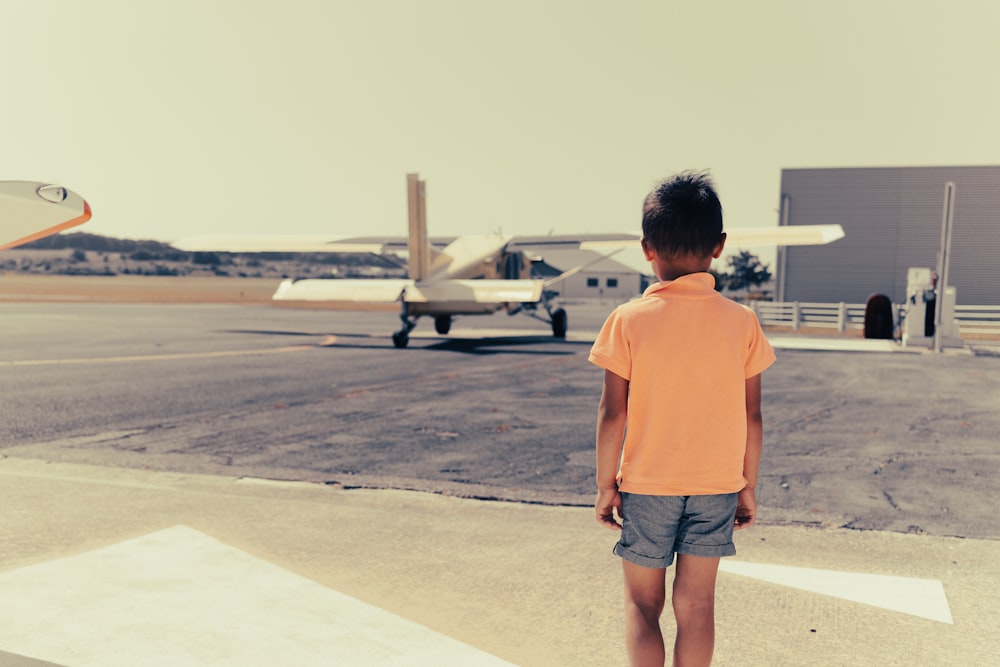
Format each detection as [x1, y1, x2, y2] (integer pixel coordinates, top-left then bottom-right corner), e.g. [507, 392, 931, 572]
[614, 492, 738, 568]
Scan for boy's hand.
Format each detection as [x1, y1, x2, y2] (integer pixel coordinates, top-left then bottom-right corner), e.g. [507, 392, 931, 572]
[595, 486, 622, 530]
[734, 487, 757, 530]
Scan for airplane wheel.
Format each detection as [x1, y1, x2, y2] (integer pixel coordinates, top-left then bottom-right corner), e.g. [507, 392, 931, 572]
[391, 331, 409, 348]
[434, 315, 452, 335]
[551, 308, 567, 338]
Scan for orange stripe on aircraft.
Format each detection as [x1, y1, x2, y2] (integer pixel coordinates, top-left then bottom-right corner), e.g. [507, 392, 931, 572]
[0, 200, 92, 251]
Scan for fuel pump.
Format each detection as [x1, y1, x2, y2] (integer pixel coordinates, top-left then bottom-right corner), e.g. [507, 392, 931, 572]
[902, 267, 962, 348]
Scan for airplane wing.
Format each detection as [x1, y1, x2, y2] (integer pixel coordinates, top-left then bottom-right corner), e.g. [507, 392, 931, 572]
[273, 278, 411, 302]
[177, 224, 845, 255]
[272, 278, 543, 305]
[727, 224, 845, 247]
[572, 224, 845, 252]
[0, 181, 92, 250]
[413, 279, 544, 304]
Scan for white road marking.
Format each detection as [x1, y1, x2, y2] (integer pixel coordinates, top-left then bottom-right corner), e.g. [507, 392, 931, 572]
[0, 345, 313, 367]
[720, 559, 953, 624]
[766, 336, 906, 353]
[0, 526, 516, 667]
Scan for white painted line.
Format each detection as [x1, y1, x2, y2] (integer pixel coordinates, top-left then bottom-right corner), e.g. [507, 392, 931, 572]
[0, 526, 517, 666]
[0, 649, 68, 666]
[766, 336, 903, 353]
[720, 560, 953, 624]
[235, 476, 319, 489]
[0, 345, 316, 367]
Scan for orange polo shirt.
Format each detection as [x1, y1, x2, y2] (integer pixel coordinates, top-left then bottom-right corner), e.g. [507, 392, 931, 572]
[589, 273, 775, 495]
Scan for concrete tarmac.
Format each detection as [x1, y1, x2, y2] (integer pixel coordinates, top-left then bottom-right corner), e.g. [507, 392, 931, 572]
[1, 458, 997, 666]
[2, 300, 999, 665]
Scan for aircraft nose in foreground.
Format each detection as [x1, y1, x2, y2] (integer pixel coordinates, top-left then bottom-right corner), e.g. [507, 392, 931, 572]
[0, 181, 92, 250]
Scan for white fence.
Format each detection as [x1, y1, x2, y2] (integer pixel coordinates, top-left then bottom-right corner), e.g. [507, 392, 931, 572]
[747, 301, 1000, 337]
[955, 305, 1000, 337]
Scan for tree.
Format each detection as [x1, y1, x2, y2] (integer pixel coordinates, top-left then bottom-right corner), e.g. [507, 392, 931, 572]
[192, 251, 222, 266]
[721, 250, 772, 292]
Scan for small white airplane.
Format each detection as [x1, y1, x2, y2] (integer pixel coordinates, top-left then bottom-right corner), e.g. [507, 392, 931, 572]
[1, 181, 92, 250]
[177, 174, 844, 348]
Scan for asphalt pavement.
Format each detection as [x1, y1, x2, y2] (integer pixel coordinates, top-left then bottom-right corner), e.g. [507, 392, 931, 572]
[1, 301, 998, 665]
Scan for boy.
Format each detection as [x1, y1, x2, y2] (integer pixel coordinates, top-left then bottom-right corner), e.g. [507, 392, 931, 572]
[589, 171, 775, 667]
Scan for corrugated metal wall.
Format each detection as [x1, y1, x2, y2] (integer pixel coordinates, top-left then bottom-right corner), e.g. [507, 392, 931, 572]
[779, 166, 1000, 305]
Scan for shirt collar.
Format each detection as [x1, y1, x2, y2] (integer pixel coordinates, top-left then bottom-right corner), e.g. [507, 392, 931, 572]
[643, 272, 717, 297]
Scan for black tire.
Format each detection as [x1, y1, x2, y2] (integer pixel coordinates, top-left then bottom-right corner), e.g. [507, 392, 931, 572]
[434, 315, 452, 335]
[551, 308, 567, 338]
[391, 331, 409, 348]
[864, 293, 894, 339]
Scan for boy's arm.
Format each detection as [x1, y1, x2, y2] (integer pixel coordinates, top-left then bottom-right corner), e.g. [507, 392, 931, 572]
[595, 369, 628, 530]
[735, 373, 763, 530]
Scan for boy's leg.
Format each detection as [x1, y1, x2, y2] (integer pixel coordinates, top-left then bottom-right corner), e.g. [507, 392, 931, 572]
[671, 554, 721, 667]
[621, 559, 667, 667]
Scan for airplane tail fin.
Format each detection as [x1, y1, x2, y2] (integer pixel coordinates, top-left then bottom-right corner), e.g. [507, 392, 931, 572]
[407, 173, 432, 281]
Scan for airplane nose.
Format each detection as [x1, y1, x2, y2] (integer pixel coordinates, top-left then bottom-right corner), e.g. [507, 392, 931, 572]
[36, 184, 68, 203]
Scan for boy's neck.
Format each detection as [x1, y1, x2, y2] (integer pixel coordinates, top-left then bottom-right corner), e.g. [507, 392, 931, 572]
[651, 255, 714, 283]
[656, 267, 707, 282]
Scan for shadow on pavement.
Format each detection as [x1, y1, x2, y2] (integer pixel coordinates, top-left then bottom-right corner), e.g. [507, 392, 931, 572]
[222, 328, 587, 355]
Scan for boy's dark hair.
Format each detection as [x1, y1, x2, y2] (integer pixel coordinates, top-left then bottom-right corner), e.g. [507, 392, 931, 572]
[642, 171, 723, 257]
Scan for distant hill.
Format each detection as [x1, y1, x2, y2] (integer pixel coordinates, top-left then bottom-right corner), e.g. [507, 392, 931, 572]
[7, 232, 404, 279]
[20, 231, 179, 254]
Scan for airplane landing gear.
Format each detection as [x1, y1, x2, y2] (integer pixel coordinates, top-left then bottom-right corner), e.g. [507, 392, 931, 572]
[539, 290, 568, 339]
[393, 301, 417, 348]
[516, 291, 570, 339]
[434, 315, 452, 335]
[391, 330, 410, 348]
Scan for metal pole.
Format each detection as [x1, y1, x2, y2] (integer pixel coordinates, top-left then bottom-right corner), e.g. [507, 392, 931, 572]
[933, 182, 956, 353]
[776, 194, 790, 302]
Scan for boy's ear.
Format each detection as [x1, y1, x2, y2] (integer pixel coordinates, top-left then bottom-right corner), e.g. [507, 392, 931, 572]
[641, 237, 656, 261]
[712, 232, 727, 259]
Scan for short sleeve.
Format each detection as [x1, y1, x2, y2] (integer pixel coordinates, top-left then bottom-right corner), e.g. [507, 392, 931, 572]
[588, 308, 632, 381]
[744, 309, 776, 378]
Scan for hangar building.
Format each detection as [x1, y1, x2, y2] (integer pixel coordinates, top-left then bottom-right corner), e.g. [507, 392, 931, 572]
[776, 166, 1000, 305]
[531, 249, 644, 301]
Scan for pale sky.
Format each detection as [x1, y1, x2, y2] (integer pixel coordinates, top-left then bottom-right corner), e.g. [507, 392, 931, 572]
[4, 0, 999, 250]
